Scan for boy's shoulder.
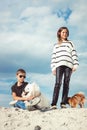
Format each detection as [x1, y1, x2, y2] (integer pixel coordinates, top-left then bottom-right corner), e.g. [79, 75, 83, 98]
[11, 82, 17, 88]
[11, 81, 28, 88]
[24, 81, 28, 85]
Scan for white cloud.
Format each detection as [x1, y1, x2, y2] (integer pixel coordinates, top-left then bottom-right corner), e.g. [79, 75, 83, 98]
[68, 2, 87, 30]
[0, 11, 11, 23]
[0, 32, 52, 59]
[20, 6, 51, 18]
[27, 72, 55, 87]
[0, 11, 16, 31]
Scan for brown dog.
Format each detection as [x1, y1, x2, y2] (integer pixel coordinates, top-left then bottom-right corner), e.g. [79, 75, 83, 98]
[67, 92, 85, 108]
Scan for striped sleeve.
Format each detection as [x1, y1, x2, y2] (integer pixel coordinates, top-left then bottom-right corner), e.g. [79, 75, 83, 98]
[71, 43, 79, 68]
[51, 44, 56, 71]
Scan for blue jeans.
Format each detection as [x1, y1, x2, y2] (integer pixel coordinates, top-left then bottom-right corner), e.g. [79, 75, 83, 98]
[14, 101, 26, 110]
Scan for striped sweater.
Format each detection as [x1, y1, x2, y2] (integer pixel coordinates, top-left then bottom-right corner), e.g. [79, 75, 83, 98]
[51, 41, 79, 71]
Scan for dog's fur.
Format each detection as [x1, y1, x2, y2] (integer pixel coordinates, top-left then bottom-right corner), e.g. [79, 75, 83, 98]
[35, 93, 50, 109]
[67, 92, 85, 108]
[22, 82, 41, 98]
[22, 82, 50, 109]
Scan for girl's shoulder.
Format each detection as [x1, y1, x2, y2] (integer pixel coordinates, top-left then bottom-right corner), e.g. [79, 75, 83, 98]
[67, 40, 74, 48]
[54, 43, 58, 46]
[53, 43, 58, 48]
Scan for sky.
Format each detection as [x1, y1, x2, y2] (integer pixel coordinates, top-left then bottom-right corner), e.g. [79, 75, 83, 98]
[0, 0, 87, 108]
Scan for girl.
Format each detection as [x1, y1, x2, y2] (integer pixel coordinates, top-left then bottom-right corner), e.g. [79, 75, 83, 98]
[51, 27, 79, 109]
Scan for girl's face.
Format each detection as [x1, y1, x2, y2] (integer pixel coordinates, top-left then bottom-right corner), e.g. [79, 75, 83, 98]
[60, 29, 68, 41]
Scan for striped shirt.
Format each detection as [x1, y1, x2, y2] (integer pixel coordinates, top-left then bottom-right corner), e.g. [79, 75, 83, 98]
[51, 41, 79, 71]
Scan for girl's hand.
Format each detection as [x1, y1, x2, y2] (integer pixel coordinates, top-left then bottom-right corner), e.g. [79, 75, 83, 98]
[52, 70, 56, 75]
[72, 67, 76, 72]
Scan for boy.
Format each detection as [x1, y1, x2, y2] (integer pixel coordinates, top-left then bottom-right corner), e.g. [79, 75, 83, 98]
[11, 69, 40, 110]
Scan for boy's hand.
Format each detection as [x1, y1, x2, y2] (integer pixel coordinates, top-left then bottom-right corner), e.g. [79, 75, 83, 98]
[26, 96, 34, 101]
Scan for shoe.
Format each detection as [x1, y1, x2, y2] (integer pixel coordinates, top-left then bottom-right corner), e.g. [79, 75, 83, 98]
[61, 104, 66, 108]
[9, 100, 17, 106]
[50, 105, 57, 110]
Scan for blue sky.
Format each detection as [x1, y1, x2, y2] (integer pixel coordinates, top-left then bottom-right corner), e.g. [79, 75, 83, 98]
[0, 0, 87, 107]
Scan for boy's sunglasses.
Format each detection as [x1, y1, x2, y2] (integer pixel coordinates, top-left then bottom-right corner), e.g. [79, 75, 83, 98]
[19, 75, 26, 78]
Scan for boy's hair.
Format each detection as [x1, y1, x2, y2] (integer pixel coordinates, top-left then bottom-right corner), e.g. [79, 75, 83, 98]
[16, 69, 26, 75]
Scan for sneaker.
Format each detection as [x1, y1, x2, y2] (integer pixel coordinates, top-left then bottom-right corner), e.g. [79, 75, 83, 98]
[50, 105, 57, 110]
[61, 104, 66, 108]
[9, 100, 17, 106]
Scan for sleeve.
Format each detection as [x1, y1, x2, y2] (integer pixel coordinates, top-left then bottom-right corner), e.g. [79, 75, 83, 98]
[11, 85, 16, 93]
[51, 45, 56, 71]
[71, 43, 79, 69]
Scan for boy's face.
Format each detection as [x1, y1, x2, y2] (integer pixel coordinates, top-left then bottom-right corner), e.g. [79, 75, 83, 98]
[16, 72, 26, 83]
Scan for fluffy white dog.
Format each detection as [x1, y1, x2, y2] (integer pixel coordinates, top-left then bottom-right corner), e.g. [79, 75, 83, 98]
[22, 82, 50, 109]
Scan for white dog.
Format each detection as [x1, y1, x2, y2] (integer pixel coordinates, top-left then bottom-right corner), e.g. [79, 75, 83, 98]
[22, 82, 50, 109]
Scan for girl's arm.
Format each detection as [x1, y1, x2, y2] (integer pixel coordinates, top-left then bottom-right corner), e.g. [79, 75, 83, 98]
[71, 43, 79, 72]
[51, 45, 56, 74]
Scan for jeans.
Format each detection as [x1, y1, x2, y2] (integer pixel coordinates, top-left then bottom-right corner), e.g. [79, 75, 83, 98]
[51, 66, 72, 106]
[14, 101, 26, 110]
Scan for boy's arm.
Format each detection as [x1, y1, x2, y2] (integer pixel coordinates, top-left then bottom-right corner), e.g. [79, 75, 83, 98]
[12, 92, 34, 101]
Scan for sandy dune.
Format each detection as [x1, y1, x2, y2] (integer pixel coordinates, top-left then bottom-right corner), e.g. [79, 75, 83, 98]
[0, 107, 87, 130]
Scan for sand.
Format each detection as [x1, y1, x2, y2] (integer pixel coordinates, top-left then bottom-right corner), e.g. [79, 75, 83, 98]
[0, 107, 87, 130]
